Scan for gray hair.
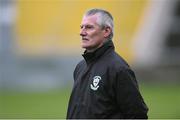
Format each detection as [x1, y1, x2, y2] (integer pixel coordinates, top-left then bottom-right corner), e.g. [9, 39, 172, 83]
[84, 8, 114, 40]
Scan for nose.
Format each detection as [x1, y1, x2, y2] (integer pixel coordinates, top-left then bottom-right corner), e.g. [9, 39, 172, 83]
[80, 28, 87, 36]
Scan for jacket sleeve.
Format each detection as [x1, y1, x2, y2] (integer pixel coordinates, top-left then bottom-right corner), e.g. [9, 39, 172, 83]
[114, 68, 148, 119]
[73, 63, 81, 82]
[73, 64, 79, 81]
[73, 60, 84, 81]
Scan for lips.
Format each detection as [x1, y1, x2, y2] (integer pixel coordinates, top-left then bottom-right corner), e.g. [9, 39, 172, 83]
[82, 38, 89, 41]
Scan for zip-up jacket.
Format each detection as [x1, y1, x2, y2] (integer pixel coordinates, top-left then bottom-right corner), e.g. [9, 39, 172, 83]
[66, 40, 148, 119]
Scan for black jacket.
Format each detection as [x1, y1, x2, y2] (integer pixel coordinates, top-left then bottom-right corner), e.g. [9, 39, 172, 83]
[66, 40, 148, 119]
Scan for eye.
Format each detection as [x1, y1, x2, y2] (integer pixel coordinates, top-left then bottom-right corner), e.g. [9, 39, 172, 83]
[80, 25, 83, 29]
[80, 25, 94, 30]
[85, 25, 94, 29]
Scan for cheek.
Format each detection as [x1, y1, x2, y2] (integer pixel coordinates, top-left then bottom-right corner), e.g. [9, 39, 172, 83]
[89, 31, 103, 40]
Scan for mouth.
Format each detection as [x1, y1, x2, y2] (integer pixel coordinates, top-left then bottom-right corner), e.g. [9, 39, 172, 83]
[82, 38, 89, 41]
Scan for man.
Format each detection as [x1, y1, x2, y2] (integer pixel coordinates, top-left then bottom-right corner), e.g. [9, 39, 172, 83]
[66, 8, 148, 119]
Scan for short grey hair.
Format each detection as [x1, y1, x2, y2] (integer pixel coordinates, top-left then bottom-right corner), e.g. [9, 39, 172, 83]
[84, 8, 114, 40]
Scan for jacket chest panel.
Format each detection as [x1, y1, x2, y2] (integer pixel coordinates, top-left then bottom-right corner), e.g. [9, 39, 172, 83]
[74, 65, 110, 103]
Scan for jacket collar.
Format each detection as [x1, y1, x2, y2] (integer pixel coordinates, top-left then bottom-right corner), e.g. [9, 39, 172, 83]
[82, 40, 115, 64]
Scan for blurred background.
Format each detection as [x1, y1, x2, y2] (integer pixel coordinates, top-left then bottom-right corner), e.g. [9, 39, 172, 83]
[0, 0, 180, 118]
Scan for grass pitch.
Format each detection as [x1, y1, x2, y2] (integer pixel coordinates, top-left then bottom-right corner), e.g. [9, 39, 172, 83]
[0, 84, 180, 119]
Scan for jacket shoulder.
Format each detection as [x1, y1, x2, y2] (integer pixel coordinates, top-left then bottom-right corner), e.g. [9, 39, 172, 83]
[104, 51, 130, 70]
[73, 60, 85, 80]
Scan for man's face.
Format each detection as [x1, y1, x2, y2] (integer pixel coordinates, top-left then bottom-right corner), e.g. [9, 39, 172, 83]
[80, 14, 106, 52]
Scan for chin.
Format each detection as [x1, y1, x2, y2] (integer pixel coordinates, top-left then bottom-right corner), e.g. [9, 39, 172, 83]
[82, 44, 89, 49]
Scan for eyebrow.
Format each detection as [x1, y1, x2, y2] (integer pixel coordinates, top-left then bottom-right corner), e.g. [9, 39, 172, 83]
[80, 24, 94, 28]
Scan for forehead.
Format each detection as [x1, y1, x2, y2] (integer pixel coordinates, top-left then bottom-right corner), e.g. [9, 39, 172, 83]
[81, 14, 99, 25]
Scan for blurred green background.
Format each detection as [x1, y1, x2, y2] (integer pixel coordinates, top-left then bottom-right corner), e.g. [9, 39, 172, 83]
[1, 84, 180, 119]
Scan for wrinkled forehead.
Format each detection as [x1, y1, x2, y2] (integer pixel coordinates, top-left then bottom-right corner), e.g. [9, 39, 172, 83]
[81, 14, 100, 25]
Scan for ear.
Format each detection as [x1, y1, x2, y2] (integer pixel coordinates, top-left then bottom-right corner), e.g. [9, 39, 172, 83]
[103, 27, 111, 38]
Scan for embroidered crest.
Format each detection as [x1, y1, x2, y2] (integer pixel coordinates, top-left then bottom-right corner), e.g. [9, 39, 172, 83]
[90, 76, 101, 91]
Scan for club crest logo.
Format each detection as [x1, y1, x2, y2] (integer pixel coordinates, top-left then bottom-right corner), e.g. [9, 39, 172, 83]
[90, 76, 101, 91]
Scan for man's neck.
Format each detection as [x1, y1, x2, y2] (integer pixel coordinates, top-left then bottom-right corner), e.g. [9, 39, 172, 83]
[86, 39, 111, 53]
